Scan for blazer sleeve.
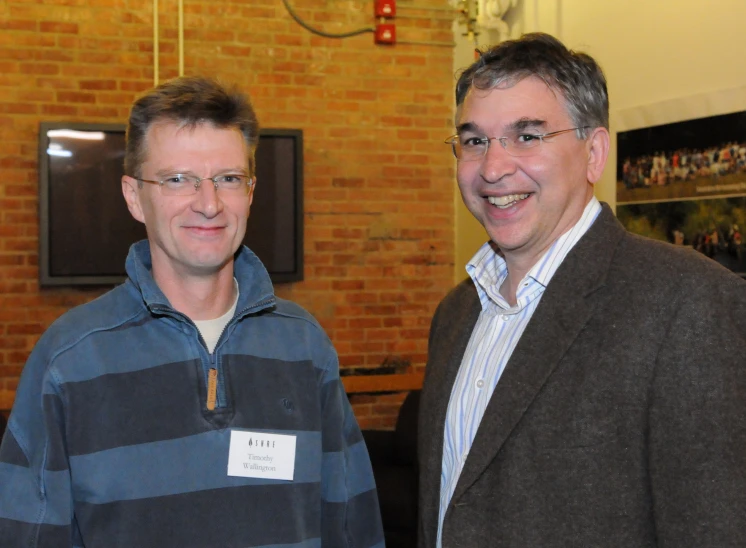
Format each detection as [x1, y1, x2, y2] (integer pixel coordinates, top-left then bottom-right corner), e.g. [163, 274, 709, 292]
[648, 274, 746, 546]
[318, 352, 385, 548]
[0, 347, 75, 547]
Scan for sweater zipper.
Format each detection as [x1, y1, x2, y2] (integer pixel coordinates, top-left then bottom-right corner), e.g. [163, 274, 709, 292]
[205, 297, 275, 410]
[151, 297, 276, 411]
[206, 324, 223, 410]
[206, 358, 218, 411]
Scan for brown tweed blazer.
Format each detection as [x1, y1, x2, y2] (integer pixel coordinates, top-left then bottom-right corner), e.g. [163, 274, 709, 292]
[418, 204, 746, 548]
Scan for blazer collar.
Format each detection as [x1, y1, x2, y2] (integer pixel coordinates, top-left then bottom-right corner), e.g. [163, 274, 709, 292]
[449, 203, 626, 502]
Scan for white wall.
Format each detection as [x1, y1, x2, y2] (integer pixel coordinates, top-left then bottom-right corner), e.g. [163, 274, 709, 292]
[453, 0, 746, 280]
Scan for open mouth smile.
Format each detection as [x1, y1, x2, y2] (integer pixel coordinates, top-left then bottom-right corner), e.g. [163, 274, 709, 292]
[487, 193, 531, 209]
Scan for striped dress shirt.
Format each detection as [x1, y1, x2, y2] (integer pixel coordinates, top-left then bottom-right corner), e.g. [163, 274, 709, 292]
[436, 197, 602, 547]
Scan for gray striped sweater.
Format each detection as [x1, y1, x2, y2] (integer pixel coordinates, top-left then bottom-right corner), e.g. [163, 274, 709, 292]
[0, 241, 384, 548]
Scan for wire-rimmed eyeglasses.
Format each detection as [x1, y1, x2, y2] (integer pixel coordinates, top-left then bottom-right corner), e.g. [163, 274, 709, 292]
[445, 126, 590, 161]
[135, 174, 254, 196]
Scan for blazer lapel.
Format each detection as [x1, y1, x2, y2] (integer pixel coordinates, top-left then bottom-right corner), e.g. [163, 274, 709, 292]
[419, 279, 481, 547]
[451, 204, 625, 503]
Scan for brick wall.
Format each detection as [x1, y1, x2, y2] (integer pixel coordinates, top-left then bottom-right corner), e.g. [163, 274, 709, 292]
[0, 0, 456, 429]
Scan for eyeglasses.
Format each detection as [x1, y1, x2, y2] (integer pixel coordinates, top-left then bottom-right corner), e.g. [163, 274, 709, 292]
[135, 174, 254, 196]
[445, 126, 590, 161]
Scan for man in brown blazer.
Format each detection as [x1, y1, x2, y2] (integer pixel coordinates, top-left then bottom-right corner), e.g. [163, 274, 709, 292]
[419, 33, 746, 547]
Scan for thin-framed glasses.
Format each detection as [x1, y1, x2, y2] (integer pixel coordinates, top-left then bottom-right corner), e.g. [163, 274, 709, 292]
[445, 126, 590, 161]
[135, 174, 254, 196]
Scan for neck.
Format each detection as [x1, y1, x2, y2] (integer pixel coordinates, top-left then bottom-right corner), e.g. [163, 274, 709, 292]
[498, 264, 525, 307]
[153, 263, 237, 321]
[499, 195, 594, 305]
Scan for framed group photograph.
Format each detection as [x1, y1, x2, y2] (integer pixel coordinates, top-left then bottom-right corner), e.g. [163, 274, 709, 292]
[614, 88, 746, 276]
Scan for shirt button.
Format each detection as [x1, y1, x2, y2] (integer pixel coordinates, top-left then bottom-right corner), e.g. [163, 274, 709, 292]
[476, 379, 484, 388]
[502, 315, 511, 321]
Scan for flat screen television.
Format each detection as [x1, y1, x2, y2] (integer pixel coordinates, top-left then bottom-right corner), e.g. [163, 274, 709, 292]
[38, 122, 304, 286]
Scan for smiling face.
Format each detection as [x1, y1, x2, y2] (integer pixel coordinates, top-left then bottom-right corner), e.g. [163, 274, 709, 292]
[122, 120, 253, 283]
[456, 76, 608, 273]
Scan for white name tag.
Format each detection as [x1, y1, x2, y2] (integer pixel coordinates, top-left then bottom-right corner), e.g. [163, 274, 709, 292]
[227, 430, 296, 481]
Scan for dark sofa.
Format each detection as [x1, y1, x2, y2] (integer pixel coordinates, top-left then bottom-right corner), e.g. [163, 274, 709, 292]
[362, 390, 420, 548]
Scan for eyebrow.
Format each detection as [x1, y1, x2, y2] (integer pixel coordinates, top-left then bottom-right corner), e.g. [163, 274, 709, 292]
[506, 118, 547, 132]
[455, 121, 481, 135]
[455, 118, 547, 135]
[153, 167, 249, 177]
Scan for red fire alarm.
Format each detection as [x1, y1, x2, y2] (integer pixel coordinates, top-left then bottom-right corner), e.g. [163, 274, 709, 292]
[375, 0, 396, 18]
[375, 23, 396, 45]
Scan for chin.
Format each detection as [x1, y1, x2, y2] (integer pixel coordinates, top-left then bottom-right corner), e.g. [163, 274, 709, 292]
[486, 228, 532, 253]
[181, 251, 233, 271]
[186, 261, 233, 277]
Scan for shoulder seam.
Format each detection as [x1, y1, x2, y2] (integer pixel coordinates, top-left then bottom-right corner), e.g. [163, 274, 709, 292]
[46, 305, 149, 383]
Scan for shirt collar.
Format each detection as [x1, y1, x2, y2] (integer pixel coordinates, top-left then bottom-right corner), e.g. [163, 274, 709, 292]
[466, 196, 602, 309]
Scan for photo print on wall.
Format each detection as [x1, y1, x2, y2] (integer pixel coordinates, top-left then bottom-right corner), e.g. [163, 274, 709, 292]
[615, 92, 746, 276]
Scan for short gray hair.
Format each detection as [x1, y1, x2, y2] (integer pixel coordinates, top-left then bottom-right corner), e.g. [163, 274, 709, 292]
[124, 76, 260, 178]
[455, 33, 608, 136]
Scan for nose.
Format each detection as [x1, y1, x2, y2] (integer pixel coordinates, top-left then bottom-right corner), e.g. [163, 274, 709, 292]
[479, 139, 517, 183]
[191, 178, 223, 217]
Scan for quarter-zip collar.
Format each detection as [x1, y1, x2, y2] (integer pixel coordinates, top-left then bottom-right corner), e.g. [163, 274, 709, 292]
[125, 240, 277, 319]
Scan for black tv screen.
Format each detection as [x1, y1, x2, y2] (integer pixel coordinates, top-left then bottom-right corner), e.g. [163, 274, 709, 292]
[38, 122, 303, 286]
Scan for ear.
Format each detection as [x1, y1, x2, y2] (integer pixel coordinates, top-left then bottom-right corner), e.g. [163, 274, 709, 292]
[586, 126, 610, 184]
[122, 175, 145, 224]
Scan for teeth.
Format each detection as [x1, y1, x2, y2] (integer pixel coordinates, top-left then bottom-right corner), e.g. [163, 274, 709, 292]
[487, 193, 530, 208]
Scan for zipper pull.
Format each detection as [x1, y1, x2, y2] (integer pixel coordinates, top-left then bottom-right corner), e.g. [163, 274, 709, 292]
[207, 368, 218, 411]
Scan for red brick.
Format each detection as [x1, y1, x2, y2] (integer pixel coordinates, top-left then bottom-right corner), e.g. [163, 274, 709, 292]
[8, 351, 31, 364]
[332, 280, 364, 291]
[20, 63, 59, 75]
[3, 379, 19, 391]
[39, 49, 75, 63]
[350, 341, 385, 353]
[39, 22, 79, 34]
[275, 34, 304, 47]
[79, 79, 117, 91]
[348, 394, 377, 405]
[41, 104, 78, 116]
[0, 20, 38, 32]
[7, 323, 45, 336]
[0, 366, 24, 377]
[0, 0, 454, 428]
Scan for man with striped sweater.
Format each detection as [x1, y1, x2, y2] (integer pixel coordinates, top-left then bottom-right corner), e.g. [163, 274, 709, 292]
[0, 76, 383, 548]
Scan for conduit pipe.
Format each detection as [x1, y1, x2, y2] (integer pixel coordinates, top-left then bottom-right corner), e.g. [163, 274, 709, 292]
[178, 0, 184, 76]
[153, 0, 159, 85]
